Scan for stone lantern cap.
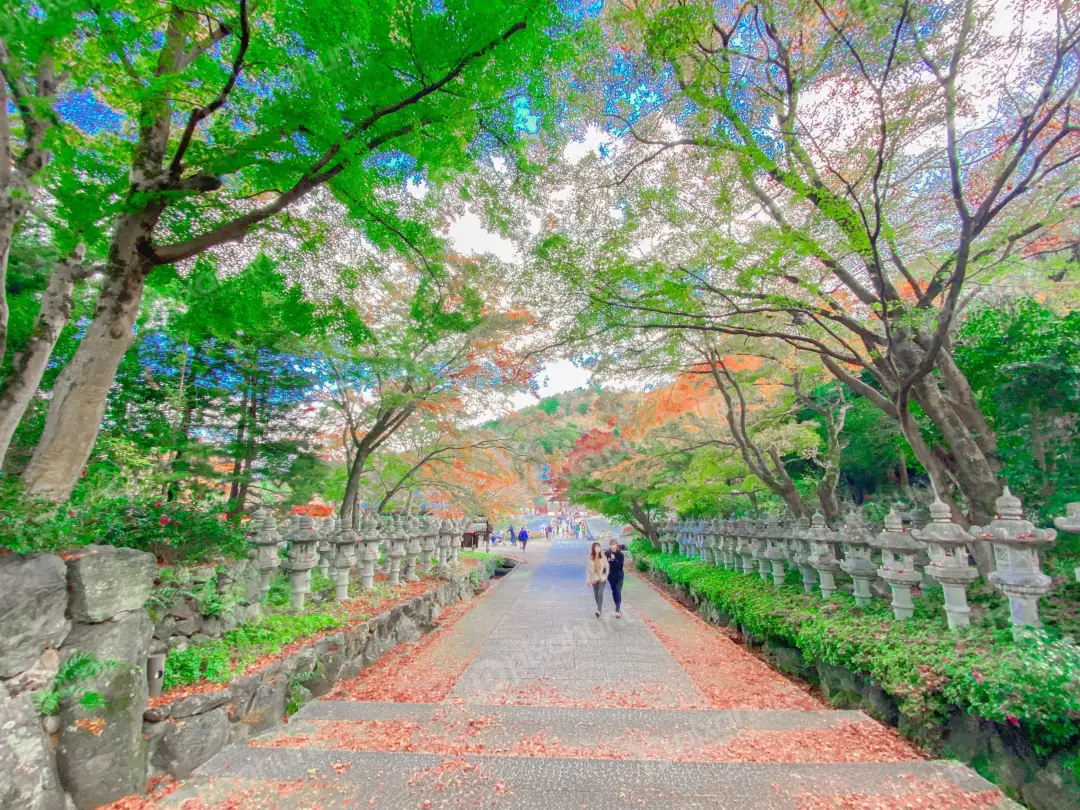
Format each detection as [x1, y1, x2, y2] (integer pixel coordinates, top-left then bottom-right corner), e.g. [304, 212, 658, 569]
[284, 514, 320, 572]
[360, 513, 382, 546]
[805, 513, 840, 570]
[913, 499, 974, 551]
[839, 507, 875, 549]
[249, 508, 280, 547]
[1054, 502, 1080, 534]
[872, 508, 924, 554]
[873, 508, 924, 584]
[912, 498, 978, 582]
[970, 487, 1057, 551]
[331, 522, 358, 548]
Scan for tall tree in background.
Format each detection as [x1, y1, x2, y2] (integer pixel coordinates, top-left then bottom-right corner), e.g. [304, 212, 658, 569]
[541, 0, 1080, 524]
[8, 0, 564, 500]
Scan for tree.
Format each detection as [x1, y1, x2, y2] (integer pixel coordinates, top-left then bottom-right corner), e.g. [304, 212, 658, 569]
[13, 0, 565, 501]
[954, 298, 1080, 518]
[539, 0, 1080, 525]
[328, 273, 538, 528]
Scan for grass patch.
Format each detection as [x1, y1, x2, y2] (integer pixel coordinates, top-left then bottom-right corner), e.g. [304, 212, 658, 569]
[163, 612, 342, 691]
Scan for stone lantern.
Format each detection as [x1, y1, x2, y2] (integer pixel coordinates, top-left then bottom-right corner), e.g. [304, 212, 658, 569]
[420, 515, 440, 575]
[873, 508, 925, 620]
[330, 521, 359, 600]
[734, 519, 754, 574]
[1053, 503, 1080, 583]
[358, 513, 382, 590]
[451, 517, 466, 566]
[970, 487, 1055, 628]
[283, 513, 320, 611]
[709, 520, 724, 566]
[384, 516, 406, 586]
[838, 507, 876, 607]
[790, 516, 817, 594]
[912, 498, 978, 629]
[664, 519, 677, 554]
[746, 520, 768, 581]
[763, 514, 789, 587]
[317, 517, 335, 578]
[713, 520, 728, 568]
[806, 513, 842, 599]
[248, 508, 282, 602]
[438, 518, 454, 573]
[403, 514, 422, 582]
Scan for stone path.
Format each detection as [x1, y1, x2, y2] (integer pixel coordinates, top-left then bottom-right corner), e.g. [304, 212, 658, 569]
[160, 538, 1013, 809]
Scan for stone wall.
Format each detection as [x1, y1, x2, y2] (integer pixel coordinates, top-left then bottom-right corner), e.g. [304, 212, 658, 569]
[643, 566, 1079, 810]
[1, 546, 156, 810]
[0, 547, 489, 810]
[141, 572, 485, 782]
[150, 559, 265, 657]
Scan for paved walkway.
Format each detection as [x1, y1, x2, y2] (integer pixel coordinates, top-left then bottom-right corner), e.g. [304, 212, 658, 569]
[161, 539, 1011, 809]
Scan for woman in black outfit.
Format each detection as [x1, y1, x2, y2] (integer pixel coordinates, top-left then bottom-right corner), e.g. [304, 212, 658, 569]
[605, 539, 627, 619]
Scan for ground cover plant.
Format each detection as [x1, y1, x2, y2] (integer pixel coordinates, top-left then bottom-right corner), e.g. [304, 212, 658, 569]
[630, 540, 1080, 754]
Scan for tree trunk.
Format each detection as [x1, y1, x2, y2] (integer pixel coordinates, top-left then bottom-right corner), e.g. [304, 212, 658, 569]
[816, 477, 841, 524]
[340, 448, 371, 531]
[230, 388, 258, 519]
[911, 372, 1002, 525]
[0, 248, 91, 467]
[227, 384, 250, 505]
[898, 447, 910, 490]
[21, 248, 151, 501]
[0, 205, 17, 368]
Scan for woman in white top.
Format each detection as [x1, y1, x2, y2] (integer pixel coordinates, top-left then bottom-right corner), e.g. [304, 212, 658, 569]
[585, 541, 610, 618]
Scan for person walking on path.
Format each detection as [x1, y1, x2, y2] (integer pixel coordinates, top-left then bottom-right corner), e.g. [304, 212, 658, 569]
[605, 539, 627, 619]
[507, 523, 517, 546]
[585, 541, 610, 618]
[519, 526, 529, 551]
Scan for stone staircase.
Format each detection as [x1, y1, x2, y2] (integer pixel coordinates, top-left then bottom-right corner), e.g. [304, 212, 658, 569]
[158, 540, 1015, 809]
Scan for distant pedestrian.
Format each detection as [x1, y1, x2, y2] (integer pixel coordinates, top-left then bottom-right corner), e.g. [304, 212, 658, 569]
[544, 524, 552, 540]
[508, 523, 517, 546]
[519, 527, 529, 551]
[605, 539, 627, 619]
[585, 541, 610, 618]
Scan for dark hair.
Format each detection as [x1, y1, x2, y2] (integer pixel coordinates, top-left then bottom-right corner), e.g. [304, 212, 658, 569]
[590, 542, 602, 560]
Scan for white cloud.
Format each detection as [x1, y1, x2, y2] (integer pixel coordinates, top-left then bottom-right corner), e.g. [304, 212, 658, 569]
[445, 211, 519, 262]
[563, 125, 608, 165]
[507, 358, 592, 411]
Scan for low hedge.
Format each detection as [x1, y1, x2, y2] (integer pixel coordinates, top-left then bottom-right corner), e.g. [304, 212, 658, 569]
[631, 540, 1080, 754]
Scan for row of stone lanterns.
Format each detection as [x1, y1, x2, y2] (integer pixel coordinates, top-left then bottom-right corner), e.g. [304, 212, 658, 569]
[245, 510, 475, 612]
[659, 487, 1063, 630]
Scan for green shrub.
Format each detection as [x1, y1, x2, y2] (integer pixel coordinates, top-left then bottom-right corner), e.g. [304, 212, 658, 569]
[637, 546, 1080, 753]
[163, 612, 342, 691]
[0, 477, 248, 561]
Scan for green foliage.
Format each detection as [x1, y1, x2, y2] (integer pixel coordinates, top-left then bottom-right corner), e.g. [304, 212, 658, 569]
[286, 669, 317, 716]
[0, 477, 248, 560]
[538, 396, 560, 417]
[955, 300, 1080, 519]
[32, 651, 112, 717]
[636, 546, 1080, 753]
[163, 612, 342, 691]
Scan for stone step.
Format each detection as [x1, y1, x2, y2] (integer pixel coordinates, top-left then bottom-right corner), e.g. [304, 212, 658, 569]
[163, 747, 1015, 809]
[251, 701, 924, 764]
